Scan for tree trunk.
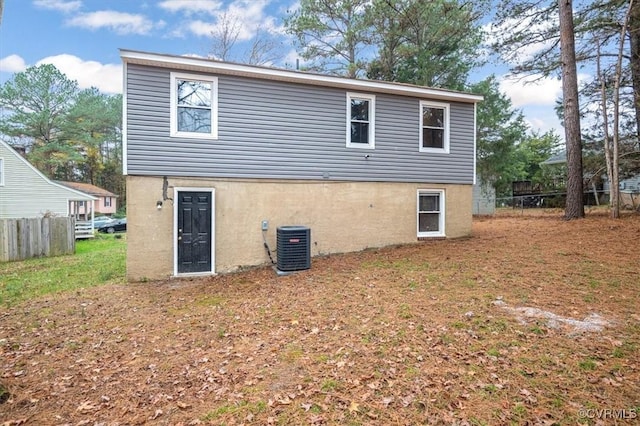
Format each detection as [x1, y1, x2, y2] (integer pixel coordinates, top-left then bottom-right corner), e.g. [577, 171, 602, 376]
[630, 0, 640, 144]
[559, 0, 584, 219]
[610, 0, 634, 218]
[597, 38, 616, 218]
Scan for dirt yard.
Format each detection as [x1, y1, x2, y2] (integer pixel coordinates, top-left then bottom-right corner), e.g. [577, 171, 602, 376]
[1, 211, 639, 425]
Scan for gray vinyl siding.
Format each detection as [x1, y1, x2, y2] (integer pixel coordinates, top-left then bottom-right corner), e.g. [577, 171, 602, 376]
[126, 64, 475, 184]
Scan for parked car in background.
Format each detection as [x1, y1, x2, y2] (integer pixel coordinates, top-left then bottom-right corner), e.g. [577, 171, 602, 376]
[93, 216, 115, 229]
[98, 218, 126, 234]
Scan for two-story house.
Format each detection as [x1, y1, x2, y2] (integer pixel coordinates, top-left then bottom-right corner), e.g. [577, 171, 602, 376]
[121, 50, 482, 281]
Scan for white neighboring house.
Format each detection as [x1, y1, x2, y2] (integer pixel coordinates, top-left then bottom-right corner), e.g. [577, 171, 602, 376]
[0, 140, 97, 228]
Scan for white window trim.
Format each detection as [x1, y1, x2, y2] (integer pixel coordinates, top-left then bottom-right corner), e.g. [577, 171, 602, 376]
[419, 101, 450, 154]
[346, 92, 375, 149]
[170, 72, 218, 140]
[417, 189, 446, 237]
[0, 157, 4, 186]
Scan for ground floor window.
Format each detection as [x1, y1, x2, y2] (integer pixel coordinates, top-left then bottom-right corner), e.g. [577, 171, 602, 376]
[417, 189, 445, 237]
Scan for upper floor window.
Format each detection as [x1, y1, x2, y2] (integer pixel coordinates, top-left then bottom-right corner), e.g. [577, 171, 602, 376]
[170, 72, 218, 139]
[420, 101, 449, 153]
[346, 93, 375, 149]
[0, 158, 4, 186]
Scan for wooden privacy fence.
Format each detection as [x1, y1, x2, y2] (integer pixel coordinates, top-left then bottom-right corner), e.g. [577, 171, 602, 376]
[0, 217, 76, 262]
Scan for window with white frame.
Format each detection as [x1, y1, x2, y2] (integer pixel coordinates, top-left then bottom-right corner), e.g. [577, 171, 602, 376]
[104, 197, 112, 207]
[417, 190, 445, 237]
[419, 101, 449, 153]
[346, 93, 375, 149]
[0, 158, 4, 186]
[170, 72, 218, 139]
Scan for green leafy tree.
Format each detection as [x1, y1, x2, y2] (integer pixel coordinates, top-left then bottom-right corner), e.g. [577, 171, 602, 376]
[284, 0, 372, 77]
[471, 76, 529, 198]
[62, 88, 123, 190]
[0, 65, 124, 203]
[367, 0, 486, 89]
[517, 130, 563, 186]
[0, 64, 79, 178]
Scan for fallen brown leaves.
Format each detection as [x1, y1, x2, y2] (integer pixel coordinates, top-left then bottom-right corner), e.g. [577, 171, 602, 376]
[1, 210, 640, 425]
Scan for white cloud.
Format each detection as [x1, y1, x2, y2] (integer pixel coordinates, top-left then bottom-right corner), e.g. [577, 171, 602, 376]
[33, 0, 82, 13]
[36, 54, 122, 94]
[176, 0, 279, 41]
[158, 0, 222, 15]
[188, 20, 217, 37]
[283, 48, 305, 69]
[225, 0, 279, 39]
[0, 55, 28, 73]
[499, 74, 562, 108]
[66, 11, 155, 35]
[521, 108, 562, 135]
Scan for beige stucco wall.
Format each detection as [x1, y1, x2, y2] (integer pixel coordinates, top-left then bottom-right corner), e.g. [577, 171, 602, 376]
[126, 176, 472, 281]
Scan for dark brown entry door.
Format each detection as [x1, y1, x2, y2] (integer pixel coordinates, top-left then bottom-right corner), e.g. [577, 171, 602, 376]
[177, 191, 212, 274]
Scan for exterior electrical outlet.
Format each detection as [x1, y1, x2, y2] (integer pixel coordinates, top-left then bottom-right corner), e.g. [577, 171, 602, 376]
[261, 220, 269, 231]
[276, 226, 311, 272]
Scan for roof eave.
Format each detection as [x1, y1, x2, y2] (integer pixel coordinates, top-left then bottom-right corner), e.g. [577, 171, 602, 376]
[120, 49, 483, 104]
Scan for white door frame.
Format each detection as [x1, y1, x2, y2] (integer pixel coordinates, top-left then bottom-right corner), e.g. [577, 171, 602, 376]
[173, 187, 216, 277]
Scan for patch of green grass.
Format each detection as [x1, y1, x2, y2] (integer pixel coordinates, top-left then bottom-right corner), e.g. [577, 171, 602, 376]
[529, 325, 546, 335]
[321, 379, 340, 392]
[486, 348, 500, 357]
[512, 403, 527, 419]
[316, 354, 330, 363]
[282, 344, 304, 362]
[195, 295, 224, 307]
[612, 341, 636, 359]
[579, 358, 597, 371]
[483, 384, 498, 394]
[469, 417, 489, 426]
[440, 333, 454, 344]
[200, 400, 266, 421]
[475, 318, 508, 333]
[0, 234, 126, 306]
[398, 303, 412, 319]
[309, 404, 323, 414]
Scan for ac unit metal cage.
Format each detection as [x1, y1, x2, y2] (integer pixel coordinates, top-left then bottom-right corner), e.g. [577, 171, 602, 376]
[276, 226, 311, 272]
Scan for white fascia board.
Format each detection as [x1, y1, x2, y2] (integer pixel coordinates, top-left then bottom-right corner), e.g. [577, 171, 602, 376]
[120, 49, 484, 104]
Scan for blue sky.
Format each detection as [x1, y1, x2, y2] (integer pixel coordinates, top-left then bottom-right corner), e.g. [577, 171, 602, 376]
[0, 0, 566, 135]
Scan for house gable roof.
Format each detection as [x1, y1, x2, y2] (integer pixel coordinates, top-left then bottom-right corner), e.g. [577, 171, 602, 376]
[56, 181, 117, 198]
[0, 140, 96, 201]
[541, 151, 567, 165]
[120, 49, 484, 104]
